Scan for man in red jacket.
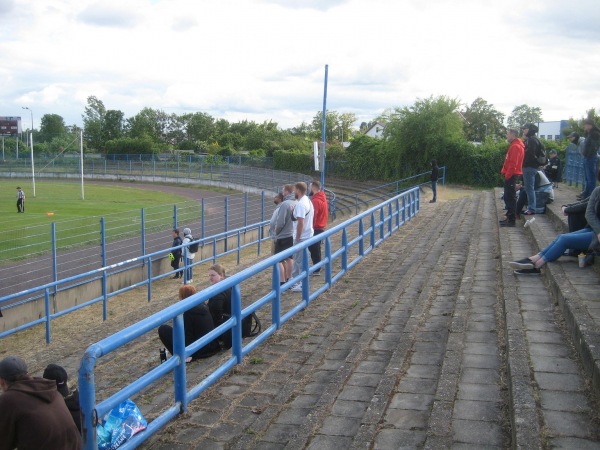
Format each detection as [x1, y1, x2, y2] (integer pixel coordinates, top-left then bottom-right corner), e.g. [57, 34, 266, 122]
[500, 129, 525, 227]
[308, 180, 329, 275]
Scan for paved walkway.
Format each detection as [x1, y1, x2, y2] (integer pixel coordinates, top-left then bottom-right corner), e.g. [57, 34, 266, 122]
[139, 186, 600, 449]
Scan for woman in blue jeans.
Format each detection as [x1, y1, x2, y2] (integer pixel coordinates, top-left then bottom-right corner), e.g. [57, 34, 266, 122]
[510, 182, 600, 275]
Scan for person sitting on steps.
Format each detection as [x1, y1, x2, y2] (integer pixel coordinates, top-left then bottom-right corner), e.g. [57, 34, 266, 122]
[158, 284, 221, 363]
[510, 172, 600, 275]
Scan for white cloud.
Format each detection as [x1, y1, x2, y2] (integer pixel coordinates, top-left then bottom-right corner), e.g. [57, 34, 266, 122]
[0, 0, 599, 130]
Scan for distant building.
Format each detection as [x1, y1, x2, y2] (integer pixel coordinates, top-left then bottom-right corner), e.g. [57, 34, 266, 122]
[364, 122, 385, 139]
[536, 120, 569, 141]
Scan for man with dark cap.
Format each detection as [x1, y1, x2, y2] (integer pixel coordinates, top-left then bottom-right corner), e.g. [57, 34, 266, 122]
[521, 123, 543, 215]
[580, 118, 600, 200]
[0, 356, 82, 450]
[43, 363, 82, 432]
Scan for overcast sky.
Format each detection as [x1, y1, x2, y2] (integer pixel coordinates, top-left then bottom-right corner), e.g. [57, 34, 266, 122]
[1, 0, 599, 131]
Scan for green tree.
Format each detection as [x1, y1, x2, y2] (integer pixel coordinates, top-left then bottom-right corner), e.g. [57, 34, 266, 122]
[311, 110, 340, 142]
[38, 114, 66, 143]
[506, 104, 543, 130]
[566, 108, 600, 137]
[386, 96, 465, 176]
[82, 96, 106, 151]
[103, 110, 124, 142]
[126, 108, 169, 144]
[462, 97, 505, 142]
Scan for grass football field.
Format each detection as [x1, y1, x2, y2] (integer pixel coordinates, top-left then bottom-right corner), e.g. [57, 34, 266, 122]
[0, 180, 193, 260]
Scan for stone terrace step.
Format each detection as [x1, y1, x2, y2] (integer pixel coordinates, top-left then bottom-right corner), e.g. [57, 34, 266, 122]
[494, 186, 600, 448]
[143, 192, 517, 448]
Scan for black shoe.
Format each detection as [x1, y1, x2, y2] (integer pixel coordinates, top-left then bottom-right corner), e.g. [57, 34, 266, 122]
[429, 199, 436, 203]
[171, 275, 179, 279]
[500, 221, 516, 227]
[514, 268, 541, 275]
[509, 258, 534, 269]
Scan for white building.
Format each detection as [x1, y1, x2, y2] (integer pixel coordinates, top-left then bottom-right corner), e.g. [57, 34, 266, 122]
[536, 120, 569, 141]
[364, 122, 385, 139]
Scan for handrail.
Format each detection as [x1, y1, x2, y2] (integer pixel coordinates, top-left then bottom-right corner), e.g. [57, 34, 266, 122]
[78, 187, 421, 449]
[0, 220, 269, 342]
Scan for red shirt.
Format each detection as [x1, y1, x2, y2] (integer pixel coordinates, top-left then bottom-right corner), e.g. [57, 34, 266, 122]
[501, 138, 524, 179]
[310, 190, 329, 230]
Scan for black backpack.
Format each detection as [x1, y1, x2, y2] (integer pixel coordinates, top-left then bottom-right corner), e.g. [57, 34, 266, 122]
[535, 139, 548, 166]
[220, 312, 262, 350]
[188, 239, 200, 253]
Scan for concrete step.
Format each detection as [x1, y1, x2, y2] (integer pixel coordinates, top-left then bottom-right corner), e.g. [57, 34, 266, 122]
[143, 193, 508, 448]
[495, 186, 600, 448]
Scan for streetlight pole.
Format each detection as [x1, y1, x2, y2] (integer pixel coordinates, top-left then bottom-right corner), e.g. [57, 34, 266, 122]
[22, 106, 35, 197]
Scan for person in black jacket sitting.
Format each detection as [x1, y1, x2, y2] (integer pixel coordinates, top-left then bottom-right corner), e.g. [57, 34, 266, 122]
[544, 150, 562, 186]
[158, 285, 220, 363]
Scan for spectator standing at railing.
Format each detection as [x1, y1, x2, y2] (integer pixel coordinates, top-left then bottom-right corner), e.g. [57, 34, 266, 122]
[579, 118, 600, 200]
[170, 228, 183, 279]
[182, 228, 195, 284]
[273, 185, 296, 285]
[308, 180, 329, 275]
[0, 356, 82, 450]
[429, 160, 439, 203]
[290, 182, 314, 292]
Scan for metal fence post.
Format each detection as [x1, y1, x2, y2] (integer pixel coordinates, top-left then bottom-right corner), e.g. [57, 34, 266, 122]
[231, 284, 243, 363]
[224, 196, 229, 253]
[100, 218, 108, 321]
[201, 198, 205, 240]
[173, 204, 178, 230]
[51, 223, 58, 299]
[172, 314, 188, 412]
[244, 192, 248, 228]
[44, 288, 51, 344]
[141, 208, 146, 259]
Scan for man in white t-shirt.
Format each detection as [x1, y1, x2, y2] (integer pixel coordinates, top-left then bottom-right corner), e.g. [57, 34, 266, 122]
[290, 182, 314, 292]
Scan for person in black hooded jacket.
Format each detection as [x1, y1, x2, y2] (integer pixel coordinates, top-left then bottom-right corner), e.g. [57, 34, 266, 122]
[521, 123, 543, 215]
[43, 364, 82, 433]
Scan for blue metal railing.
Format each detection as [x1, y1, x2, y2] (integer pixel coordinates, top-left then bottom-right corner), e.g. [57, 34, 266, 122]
[334, 167, 445, 215]
[78, 187, 420, 449]
[0, 220, 269, 343]
[564, 147, 584, 187]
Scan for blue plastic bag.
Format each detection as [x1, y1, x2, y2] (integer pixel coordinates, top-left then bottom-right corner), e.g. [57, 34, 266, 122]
[97, 399, 147, 450]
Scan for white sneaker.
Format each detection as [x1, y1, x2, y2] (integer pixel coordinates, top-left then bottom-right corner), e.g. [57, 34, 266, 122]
[291, 283, 302, 292]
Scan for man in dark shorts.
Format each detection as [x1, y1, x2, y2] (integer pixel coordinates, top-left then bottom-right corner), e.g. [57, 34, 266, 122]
[273, 184, 296, 284]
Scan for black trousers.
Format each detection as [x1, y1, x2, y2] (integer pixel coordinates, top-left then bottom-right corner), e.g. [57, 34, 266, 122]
[308, 229, 325, 272]
[504, 176, 517, 221]
[17, 198, 24, 212]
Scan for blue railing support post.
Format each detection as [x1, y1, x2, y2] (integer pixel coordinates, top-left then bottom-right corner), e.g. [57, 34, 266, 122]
[141, 208, 146, 260]
[100, 218, 108, 321]
[271, 265, 281, 329]
[44, 288, 51, 344]
[173, 205, 178, 230]
[201, 198, 205, 240]
[172, 314, 188, 413]
[51, 223, 58, 299]
[79, 348, 100, 450]
[224, 196, 229, 253]
[231, 284, 243, 363]
[147, 257, 152, 302]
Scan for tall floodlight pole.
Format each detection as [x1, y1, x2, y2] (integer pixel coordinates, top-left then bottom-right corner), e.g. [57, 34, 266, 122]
[22, 107, 35, 197]
[320, 64, 328, 188]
